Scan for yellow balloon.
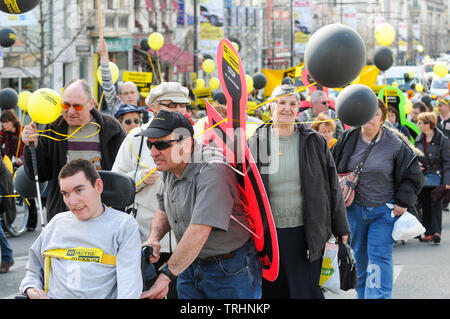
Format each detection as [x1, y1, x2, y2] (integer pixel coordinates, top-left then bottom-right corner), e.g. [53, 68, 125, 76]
[415, 83, 423, 92]
[17, 91, 32, 112]
[246, 74, 254, 94]
[375, 23, 395, 46]
[392, 81, 399, 88]
[424, 55, 431, 62]
[202, 59, 215, 74]
[2, 154, 13, 174]
[408, 71, 414, 78]
[195, 78, 205, 90]
[97, 62, 119, 86]
[209, 77, 220, 90]
[148, 32, 164, 51]
[417, 45, 424, 53]
[27, 88, 62, 124]
[433, 62, 448, 78]
[404, 99, 412, 115]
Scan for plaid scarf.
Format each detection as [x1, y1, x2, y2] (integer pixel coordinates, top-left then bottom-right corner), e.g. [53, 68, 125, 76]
[0, 127, 23, 159]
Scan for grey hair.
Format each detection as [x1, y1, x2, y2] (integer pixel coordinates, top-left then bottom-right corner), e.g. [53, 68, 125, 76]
[118, 81, 139, 94]
[270, 84, 300, 102]
[64, 79, 93, 100]
[310, 90, 327, 103]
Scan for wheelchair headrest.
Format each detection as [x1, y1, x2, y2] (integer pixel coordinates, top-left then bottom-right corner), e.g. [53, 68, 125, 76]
[99, 170, 135, 208]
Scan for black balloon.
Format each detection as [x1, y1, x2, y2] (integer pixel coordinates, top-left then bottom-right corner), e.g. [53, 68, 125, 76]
[336, 84, 378, 127]
[305, 24, 366, 88]
[140, 39, 150, 51]
[252, 73, 267, 90]
[373, 46, 394, 71]
[13, 165, 48, 199]
[0, 0, 40, 14]
[0, 88, 18, 110]
[0, 27, 16, 47]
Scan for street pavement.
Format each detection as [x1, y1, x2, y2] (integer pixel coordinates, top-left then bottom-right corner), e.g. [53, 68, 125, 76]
[2, 208, 450, 299]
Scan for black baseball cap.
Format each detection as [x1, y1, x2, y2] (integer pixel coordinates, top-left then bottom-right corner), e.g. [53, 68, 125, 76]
[136, 110, 194, 138]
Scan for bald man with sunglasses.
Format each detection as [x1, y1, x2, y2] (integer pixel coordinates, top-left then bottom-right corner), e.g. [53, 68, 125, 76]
[21, 79, 126, 222]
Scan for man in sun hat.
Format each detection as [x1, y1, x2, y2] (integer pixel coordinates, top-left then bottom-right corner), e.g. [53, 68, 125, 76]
[139, 110, 262, 299]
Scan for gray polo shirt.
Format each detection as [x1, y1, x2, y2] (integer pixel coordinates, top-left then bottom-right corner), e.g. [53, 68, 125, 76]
[157, 145, 251, 258]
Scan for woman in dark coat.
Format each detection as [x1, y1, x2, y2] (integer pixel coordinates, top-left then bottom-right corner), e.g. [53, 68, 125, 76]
[415, 112, 450, 243]
[248, 84, 350, 299]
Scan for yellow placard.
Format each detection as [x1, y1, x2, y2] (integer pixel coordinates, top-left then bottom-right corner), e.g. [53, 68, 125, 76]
[123, 71, 152, 84]
[223, 42, 240, 74]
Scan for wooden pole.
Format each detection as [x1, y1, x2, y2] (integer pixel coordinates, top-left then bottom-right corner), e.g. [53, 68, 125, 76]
[97, 0, 103, 41]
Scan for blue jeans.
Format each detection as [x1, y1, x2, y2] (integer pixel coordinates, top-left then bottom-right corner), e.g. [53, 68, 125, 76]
[347, 201, 398, 299]
[177, 240, 262, 299]
[0, 196, 13, 264]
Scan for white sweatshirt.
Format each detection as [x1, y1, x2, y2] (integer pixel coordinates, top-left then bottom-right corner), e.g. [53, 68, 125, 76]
[19, 206, 143, 299]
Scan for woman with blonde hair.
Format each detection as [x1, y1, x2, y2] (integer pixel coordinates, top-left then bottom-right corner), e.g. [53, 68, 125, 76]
[311, 112, 337, 148]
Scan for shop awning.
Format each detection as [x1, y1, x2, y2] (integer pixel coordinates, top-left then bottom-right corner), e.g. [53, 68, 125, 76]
[151, 43, 201, 73]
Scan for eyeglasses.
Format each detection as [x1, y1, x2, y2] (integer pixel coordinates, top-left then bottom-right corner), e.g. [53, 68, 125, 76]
[146, 136, 184, 151]
[62, 102, 84, 111]
[124, 118, 141, 125]
[159, 102, 187, 109]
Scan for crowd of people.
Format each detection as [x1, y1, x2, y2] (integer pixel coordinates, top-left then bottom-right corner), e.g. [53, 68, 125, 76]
[0, 43, 449, 299]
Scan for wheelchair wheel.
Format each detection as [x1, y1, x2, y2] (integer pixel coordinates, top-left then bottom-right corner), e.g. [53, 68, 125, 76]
[1, 197, 29, 237]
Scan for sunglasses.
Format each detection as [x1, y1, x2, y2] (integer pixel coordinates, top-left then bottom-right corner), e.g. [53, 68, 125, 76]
[146, 136, 184, 151]
[124, 118, 141, 125]
[62, 102, 84, 111]
[159, 102, 187, 109]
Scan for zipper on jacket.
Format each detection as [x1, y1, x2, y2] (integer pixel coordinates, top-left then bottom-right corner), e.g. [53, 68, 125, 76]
[306, 250, 310, 260]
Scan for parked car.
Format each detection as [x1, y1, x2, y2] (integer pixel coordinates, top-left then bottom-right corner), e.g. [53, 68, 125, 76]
[200, 5, 223, 26]
[295, 20, 310, 34]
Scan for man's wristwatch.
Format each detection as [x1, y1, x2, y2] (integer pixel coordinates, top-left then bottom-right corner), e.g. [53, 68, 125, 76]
[158, 263, 177, 281]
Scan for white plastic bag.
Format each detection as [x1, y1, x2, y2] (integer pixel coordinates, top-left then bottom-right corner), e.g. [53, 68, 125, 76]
[319, 242, 340, 294]
[392, 211, 425, 241]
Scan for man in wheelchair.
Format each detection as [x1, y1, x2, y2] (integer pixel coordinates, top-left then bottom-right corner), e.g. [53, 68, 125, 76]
[19, 159, 142, 298]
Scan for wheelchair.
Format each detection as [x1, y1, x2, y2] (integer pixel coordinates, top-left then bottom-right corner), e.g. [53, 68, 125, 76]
[0, 158, 32, 237]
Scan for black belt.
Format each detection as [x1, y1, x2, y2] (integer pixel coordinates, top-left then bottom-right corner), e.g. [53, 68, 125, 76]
[197, 251, 235, 263]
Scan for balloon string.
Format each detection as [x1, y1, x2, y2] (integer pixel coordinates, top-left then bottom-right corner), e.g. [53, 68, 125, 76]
[0, 194, 31, 206]
[147, 53, 157, 85]
[30, 122, 101, 142]
[16, 111, 26, 159]
[135, 167, 157, 187]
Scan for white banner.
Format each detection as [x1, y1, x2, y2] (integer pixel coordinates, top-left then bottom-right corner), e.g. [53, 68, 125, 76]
[293, 0, 311, 54]
[398, 21, 408, 52]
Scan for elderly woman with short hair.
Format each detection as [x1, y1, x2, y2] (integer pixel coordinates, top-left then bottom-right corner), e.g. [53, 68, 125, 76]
[248, 84, 350, 299]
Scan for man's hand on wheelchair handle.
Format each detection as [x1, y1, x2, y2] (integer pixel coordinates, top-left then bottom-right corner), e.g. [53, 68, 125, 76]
[141, 239, 161, 264]
[140, 274, 170, 299]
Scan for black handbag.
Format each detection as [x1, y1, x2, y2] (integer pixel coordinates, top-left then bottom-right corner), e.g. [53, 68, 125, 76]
[337, 240, 357, 291]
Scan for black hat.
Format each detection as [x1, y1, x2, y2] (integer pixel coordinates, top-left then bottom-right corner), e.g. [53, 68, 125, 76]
[136, 110, 194, 138]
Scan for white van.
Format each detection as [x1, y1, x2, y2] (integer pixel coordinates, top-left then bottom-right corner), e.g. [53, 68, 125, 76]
[430, 75, 450, 98]
[376, 66, 422, 91]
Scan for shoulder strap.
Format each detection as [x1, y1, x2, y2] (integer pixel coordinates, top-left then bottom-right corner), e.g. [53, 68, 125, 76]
[354, 129, 379, 174]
